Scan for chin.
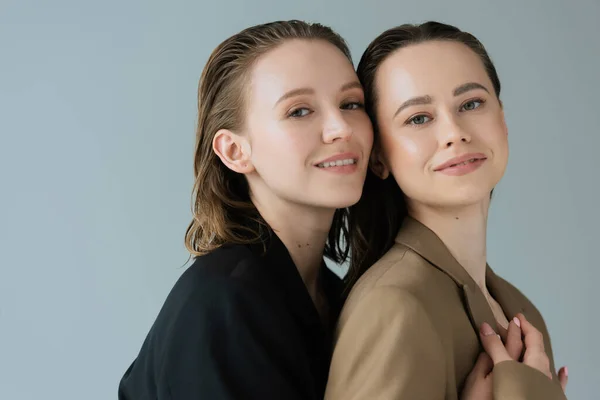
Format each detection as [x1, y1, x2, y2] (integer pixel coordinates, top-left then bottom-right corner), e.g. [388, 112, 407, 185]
[439, 187, 494, 208]
[320, 188, 364, 209]
[408, 183, 493, 209]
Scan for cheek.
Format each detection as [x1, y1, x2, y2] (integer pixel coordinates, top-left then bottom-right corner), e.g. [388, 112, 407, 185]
[383, 133, 430, 176]
[252, 123, 313, 169]
[494, 133, 509, 168]
[484, 121, 509, 156]
[477, 119, 509, 174]
[350, 113, 374, 148]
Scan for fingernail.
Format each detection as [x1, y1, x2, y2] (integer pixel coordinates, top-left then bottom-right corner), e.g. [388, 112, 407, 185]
[513, 317, 521, 328]
[564, 366, 569, 377]
[481, 322, 495, 336]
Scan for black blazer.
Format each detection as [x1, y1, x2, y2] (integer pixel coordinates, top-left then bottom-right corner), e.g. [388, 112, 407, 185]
[118, 234, 343, 399]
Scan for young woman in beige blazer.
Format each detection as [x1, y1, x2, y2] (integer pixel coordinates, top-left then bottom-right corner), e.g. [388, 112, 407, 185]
[325, 21, 568, 400]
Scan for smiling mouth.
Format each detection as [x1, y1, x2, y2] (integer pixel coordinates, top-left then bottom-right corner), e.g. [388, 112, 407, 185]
[447, 157, 484, 168]
[316, 158, 357, 168]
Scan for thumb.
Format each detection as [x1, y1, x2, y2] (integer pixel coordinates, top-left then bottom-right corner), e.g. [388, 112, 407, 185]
[557, 366, 568, 392]
[479, 322, 512, 365]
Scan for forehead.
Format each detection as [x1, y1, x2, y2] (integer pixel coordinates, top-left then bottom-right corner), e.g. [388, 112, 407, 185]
[376, 40, 492, 102]
[248, 39, 357, 101]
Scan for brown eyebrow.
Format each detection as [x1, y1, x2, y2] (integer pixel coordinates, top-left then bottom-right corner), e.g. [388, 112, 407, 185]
[340, 81, 363, 92]
[393, 95, 433, 118]
[453, 82, 490, 96]
[393, 82, 490, 118]
[275, 81, 363, 107]
[275, 88, 315, 106]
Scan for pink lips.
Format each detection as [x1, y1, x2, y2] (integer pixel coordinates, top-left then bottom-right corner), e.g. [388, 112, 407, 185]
[434, 153, 487, 176]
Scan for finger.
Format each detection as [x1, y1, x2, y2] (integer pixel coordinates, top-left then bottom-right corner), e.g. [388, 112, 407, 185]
[518, 315, 552, 379]
[558, 366, 568, 392]
[473, 352, 494, 377]
[505, 317, 523, 360]
[460, 352, 494, 400]
[517, 313, 545, 352]
[479, 322, 511, 365]
[497, 323, 509, 343]
[463, 353, 493, 391]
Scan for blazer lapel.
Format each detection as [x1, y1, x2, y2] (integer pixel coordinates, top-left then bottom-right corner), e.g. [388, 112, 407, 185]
[395, 217, 501, 333]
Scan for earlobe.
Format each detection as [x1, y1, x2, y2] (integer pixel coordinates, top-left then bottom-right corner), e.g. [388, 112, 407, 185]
[212, 129, 254, 174]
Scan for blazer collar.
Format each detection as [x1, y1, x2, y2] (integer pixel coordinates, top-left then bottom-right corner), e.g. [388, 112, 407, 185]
[395, 216, 523, 333]
[249, 231, 342, 343]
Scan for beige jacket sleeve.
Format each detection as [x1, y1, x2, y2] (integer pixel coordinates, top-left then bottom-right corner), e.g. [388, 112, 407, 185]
[493, 360, 567, 399]
[324, 287, 447, 400]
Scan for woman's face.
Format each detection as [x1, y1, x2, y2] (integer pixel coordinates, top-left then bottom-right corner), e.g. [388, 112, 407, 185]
[216, 39, 373, 212]
[373, 40, 508, 210]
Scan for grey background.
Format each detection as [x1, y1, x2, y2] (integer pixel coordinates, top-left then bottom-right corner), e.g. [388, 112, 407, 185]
[1, 0, 597, 398]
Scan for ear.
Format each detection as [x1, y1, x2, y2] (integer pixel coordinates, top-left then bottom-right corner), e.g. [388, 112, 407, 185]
[212, 129, 254, 174]
[369, 148, 390, 180]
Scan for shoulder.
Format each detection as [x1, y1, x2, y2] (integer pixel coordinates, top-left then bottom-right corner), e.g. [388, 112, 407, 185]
[332, 285, 445, 369]
[180, 243, 268, 287]
[161, 244, 282, 324]
[343, 243, 452, 312]
[131, 244, 296, 372]
[134, 244, 290, 359]
[328, 287, 447, 400]
[119, 245, 306, 398]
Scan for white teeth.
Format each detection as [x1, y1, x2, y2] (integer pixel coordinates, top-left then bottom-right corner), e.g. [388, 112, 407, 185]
[317, 159, 356, 168]
[452, 158, 478, 167]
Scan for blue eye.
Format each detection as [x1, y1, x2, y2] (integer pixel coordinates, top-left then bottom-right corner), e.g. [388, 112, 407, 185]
[407, 114, 432, 125]
[288, 108, 312, 118]
[461, 99, 485, 111]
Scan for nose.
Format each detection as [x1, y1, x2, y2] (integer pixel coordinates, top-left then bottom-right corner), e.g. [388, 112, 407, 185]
[438, 113, 471, 148]
[322, 109, 353, 143]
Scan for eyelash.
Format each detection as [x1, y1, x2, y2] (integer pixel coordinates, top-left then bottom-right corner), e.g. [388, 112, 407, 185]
[287, 108, 312, 118]
[287, 101, 364, 118]
[341, 101, 365, 111]
[404, 98, 486, 126]
[460, 98, 486, 112]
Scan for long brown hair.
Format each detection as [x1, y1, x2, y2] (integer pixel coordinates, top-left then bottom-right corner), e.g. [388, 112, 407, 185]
[346, 21, 502, 288]
[184, 20, 354, 263]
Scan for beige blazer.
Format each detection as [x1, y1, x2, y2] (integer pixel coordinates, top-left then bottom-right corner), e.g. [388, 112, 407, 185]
[325, 217, 566, 400]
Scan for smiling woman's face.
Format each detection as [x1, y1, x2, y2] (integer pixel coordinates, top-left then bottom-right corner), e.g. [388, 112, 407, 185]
[243, 39, 374, 210]
[373, 40, 508, 209]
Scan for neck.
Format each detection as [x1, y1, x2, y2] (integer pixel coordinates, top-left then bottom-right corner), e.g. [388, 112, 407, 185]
[251, 193, 333, 300]
[409, 198, 490, 292]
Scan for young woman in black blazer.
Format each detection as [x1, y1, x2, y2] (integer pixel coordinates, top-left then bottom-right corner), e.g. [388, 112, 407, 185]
[118, 20, 374, 399]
